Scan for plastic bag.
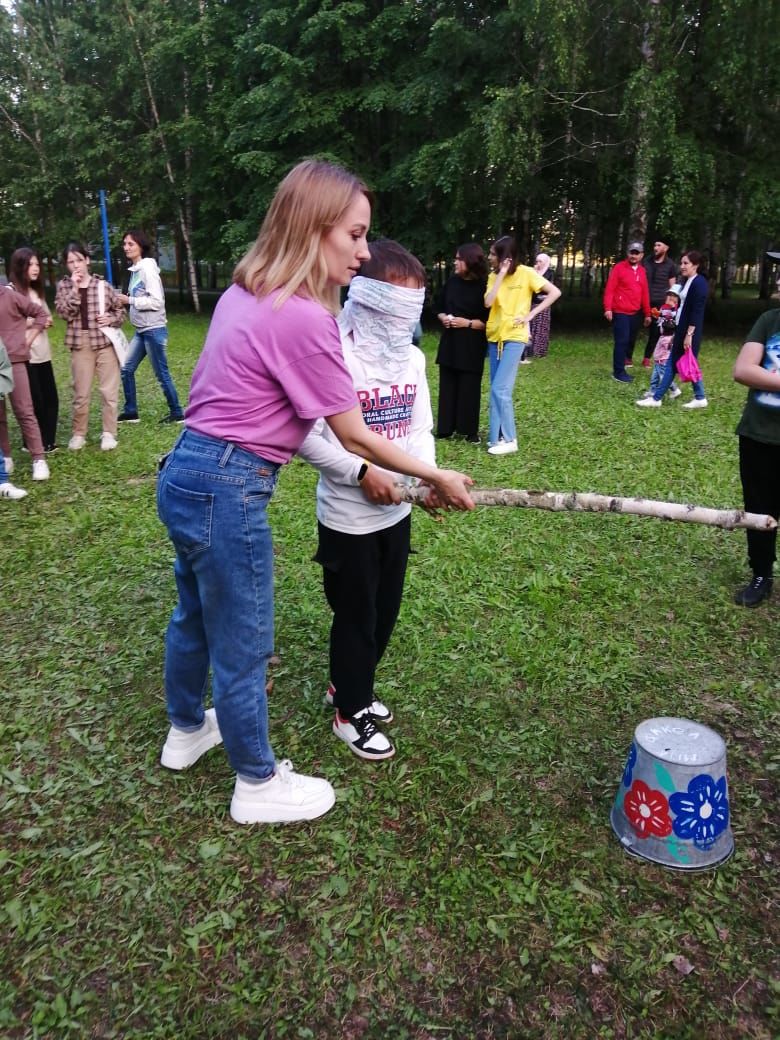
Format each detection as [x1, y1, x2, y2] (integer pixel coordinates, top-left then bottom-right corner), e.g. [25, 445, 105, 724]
[676, 345, 702, 383]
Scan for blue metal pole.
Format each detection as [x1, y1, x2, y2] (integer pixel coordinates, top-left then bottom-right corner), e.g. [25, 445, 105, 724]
[99, 189, 113, 285]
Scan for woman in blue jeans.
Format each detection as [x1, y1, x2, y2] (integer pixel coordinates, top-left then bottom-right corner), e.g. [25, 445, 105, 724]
[116, 229, 184, 424]
[637, 250, 709, 410]
[484, 236, 560, 455]
[156, 160, 474, 826]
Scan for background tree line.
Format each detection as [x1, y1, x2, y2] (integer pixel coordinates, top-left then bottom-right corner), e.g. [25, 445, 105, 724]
[1, 0, 778, 310]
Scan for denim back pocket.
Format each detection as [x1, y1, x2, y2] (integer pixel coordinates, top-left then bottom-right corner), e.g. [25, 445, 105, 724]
[159, 480, 214, 558]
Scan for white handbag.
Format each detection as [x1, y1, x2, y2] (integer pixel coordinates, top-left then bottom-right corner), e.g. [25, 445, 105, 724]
[97, 279, 130, 366]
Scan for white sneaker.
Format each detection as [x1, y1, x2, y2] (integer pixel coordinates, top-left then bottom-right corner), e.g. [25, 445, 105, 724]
[100, 432, 118, 451]
[668, 385, 682, 399]
[3, 456, 14, 475]
[324, 682, 393, 724]
[32, 459, 50, 480]
[160, 707, 223, 770]
[682, 398, 708, 409]
[68, 435, 86, 451]
[230, 760, 336, 824]
[333, 708, 395, 761]
[487, 439, 518, 455]
[636, 396, 661, 408]
[0, 482, 27, 500]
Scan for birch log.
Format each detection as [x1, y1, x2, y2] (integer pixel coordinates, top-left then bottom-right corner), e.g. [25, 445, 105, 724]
[397, 487, 777, 532]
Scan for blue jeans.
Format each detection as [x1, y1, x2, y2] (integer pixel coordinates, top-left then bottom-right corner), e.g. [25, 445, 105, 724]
[649, 362, 678, 396]
[122, 326, 182, 417]
[612, 312, 642, 376]
[488, 341, 524, 444]
[157, 429, 280, 780]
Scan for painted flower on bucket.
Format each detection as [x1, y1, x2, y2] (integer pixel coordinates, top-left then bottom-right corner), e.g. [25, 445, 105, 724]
[624, 779, 672, 838]
[669, 774, 730, 850]
[622, 742, 637, 787]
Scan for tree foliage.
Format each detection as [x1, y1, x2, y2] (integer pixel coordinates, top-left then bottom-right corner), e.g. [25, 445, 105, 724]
[0, 0, 777, 296]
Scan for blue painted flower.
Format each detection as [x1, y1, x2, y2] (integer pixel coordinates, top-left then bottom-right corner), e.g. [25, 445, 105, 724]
[622, 742, 637, 788]
[669, 774, 730, 850]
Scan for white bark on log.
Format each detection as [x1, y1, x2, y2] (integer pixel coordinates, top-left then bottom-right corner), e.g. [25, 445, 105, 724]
[398, 487, 777, 532]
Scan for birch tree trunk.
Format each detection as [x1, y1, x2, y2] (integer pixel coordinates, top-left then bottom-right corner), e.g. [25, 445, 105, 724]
[398, 487, 777, 532]
[628, 0, 662, 241]
[122, 3, 201, 314]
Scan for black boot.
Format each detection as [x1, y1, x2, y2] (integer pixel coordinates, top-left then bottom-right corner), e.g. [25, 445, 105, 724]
[734, 575, 773, 607]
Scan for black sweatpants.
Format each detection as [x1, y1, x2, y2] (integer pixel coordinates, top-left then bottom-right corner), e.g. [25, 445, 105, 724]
[27, 361, 59, 450]
[315, 514, 411, 718]
[739, 435, 780, 577]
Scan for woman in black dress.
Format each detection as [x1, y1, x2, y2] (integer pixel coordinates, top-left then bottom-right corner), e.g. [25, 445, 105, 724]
[435, 243, 489, 442]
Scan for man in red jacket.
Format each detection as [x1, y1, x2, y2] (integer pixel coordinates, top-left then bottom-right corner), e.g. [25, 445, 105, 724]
[603, 242, 652, 383]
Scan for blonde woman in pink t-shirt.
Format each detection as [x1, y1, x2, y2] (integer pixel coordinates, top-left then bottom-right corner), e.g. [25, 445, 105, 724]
[157, 160, 474, 826]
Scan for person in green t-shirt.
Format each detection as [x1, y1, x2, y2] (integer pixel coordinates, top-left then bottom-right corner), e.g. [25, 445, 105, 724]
[732, 307, 780, 606]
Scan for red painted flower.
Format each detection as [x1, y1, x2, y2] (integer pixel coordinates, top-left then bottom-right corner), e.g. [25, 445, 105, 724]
[623, 780, 672, 839]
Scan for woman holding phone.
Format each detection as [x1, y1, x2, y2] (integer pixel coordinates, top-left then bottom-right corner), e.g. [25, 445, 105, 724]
[54, 242, 125, 451]
[157, 159, 474, 826]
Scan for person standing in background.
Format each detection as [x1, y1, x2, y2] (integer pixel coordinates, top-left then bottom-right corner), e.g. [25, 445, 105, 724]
[0, 339, 29, 499]
[0, 278, 52, 480]
[9, 248, 59, 452]
[525, 252, 554, 361]
[55, 241, 125, 451]
[435, 243, 489, 443]
[484, 236, 560, 455]
[116, 229, 184, 425]
[637, 250, 709, 409]
[603, 242, 651, 382]
[642, 239, 678, 367]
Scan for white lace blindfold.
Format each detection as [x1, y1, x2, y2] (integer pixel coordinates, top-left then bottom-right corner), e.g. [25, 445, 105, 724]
[338, 276, 425, 382]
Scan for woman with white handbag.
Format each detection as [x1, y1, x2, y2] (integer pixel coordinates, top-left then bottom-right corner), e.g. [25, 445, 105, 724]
[54, 241, 126, 451]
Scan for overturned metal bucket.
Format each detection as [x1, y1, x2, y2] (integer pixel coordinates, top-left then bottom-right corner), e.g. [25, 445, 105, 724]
[611, 716, 734, 870]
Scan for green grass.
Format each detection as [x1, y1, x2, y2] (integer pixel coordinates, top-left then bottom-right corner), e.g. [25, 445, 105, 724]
[1, 312, 777, 1039]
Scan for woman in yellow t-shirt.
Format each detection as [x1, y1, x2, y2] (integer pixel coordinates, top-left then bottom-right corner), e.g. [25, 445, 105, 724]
[484, 236, 560, 455]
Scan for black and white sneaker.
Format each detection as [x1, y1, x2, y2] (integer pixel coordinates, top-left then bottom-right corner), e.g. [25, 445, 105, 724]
[325, 682, 393, 724]
[333, 708, 395, 761]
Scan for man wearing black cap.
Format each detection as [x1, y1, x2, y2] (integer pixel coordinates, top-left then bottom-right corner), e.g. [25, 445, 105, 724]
[603, 242, 652, 382]
[642, 239, 678, 366]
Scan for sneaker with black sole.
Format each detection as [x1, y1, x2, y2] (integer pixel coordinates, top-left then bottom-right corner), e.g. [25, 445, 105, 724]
[118, 412, 140, 423]
[333, 708, 395, 760]
[160, 707, 223, 769]
[230, 760, 335, 823]
[324, 682, 393, 724]
[734, 575, 773, 607]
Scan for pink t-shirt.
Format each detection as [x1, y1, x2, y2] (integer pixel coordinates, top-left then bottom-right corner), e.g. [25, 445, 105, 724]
[186, 285, 358, 463]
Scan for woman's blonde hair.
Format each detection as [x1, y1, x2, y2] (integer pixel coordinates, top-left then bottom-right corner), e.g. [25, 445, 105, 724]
[233, 159, 372, 313]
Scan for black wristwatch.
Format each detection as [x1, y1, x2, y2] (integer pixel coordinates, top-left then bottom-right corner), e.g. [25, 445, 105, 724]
[357, 461, 369, 482]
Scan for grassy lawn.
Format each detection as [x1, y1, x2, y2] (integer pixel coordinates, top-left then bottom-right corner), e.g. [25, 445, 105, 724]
[1, 307, 777, 1039]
